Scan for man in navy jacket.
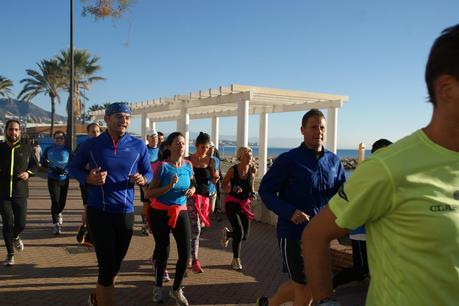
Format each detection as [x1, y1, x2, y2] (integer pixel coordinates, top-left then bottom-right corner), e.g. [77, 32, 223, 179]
[257, 109, 346, 306]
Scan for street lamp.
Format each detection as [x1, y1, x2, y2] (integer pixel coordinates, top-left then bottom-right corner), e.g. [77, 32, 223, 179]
[67, 0, 76, 151]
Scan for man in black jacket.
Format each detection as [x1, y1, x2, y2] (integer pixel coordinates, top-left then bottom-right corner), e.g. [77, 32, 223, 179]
[0, 119, 37, 266]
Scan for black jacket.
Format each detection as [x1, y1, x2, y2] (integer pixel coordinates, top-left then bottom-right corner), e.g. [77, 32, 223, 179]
[0, 140, 37, 199]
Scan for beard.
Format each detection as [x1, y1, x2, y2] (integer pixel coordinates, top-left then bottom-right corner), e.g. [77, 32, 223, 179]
[6, 134, 19, 143]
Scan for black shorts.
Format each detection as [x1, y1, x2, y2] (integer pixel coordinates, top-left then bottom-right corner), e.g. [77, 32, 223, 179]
[279, 238, 307, 285]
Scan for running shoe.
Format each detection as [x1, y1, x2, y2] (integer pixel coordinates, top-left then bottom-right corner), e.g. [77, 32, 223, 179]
[4, 254, 14, 266]
[256, 296, 269, 306]
[231, 258, 242, 270]
[163, 270, 171, 282]
[14, 236, 24, 252]
[77, 225, 87, 243]
[220, 227, 230, 248]
[52, 223, 61, 235]
[192, 259, 204, 273]
[87, 292, 97, 306]
[152, 286, 163, 303]
[58, 213, 63, 225]
[83, 232, 93, 247]
[141, 224, 150, 236]
[169, 287, 189, 306]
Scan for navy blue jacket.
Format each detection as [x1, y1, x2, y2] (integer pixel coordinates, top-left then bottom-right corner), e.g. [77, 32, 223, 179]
[259, 143, 346, 240]
[69, 131, 153, 214]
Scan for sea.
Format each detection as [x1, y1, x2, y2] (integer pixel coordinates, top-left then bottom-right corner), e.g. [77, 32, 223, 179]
[218, 146, 371, 160]
[37, 135, 369, 159]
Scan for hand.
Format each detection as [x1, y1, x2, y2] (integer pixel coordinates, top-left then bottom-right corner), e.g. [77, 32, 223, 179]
[249, 192, 257, 201]
[168, 174, 179, 188]
[86, 167, 108, 186]
[290, 209, 310, 225]
[232, 185, 243, 194]
[17, 171, 29, 181]
[184, 187, 195, 197]
[130, 172, 146, 186]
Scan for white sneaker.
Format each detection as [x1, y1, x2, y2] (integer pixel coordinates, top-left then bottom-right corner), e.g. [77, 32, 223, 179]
[58, 213, 63, 225]
[220, 227, 230, 248]
[14, 236, 24, 252]
[231, 258, 242, 270]
[169, 287, 189, 306]
[87, 293, 97, 306]
[152, 286, 163, 303]
[4, 254, 14, 266]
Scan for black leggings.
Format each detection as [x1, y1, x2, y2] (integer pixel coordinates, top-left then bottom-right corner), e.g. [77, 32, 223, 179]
[150, 208, 191, 290]
[0, 198, 27, 255]
[48, 179, 69, 224]
[87, 207, 134, 287]
[225, 201, 250, 258]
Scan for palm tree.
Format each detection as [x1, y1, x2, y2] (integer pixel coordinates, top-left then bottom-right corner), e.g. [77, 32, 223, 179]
[18, 60, 66, 136]
[56, 49, 104, 125]
[0, 75, 13, 99]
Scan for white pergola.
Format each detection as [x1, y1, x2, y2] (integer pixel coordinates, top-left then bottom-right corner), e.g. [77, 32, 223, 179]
[90, 84, 348, 177]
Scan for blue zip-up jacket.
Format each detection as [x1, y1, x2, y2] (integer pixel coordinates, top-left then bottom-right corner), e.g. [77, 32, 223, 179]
[259, 143, 346, 240]
[41, 145, 72, 181]
[69, 131, 153, 214]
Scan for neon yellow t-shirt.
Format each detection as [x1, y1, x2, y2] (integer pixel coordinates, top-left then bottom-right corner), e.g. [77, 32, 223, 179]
[329, 130, 459, 306]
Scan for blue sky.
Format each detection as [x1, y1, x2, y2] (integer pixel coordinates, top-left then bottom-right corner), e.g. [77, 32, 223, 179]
[1, 0, 457, 148]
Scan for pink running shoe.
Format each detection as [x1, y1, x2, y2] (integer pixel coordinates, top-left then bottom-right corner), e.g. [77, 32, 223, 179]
[192, 259, 204, 273]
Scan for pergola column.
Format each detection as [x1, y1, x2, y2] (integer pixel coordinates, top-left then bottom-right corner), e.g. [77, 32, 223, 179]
[258, 112, 268, 177]
[149, 119, 156, 131]
[177, 110, 190, 156]
[141, 112, 149, 141]
[237, 99, 249, 147]
[211, 116, 220, 150]
[326, 107, 338, 154]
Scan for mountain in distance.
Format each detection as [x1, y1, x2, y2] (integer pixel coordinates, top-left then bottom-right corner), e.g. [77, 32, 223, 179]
[0, 98, 67, 124]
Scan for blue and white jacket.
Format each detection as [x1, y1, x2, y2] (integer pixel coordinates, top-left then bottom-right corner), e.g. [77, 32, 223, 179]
[69, 131, 153, 214]
[259, 143, 346, 240]
[41, 145, 72, 181]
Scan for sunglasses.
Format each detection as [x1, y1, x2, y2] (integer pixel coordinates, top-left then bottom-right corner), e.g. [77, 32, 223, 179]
[54, 137, 65, 140]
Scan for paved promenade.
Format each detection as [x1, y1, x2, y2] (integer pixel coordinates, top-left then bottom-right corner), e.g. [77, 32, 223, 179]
[0, 175, 367, 306]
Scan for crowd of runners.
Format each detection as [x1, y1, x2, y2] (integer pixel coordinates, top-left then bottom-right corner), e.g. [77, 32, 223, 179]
[0, 23, 458, 306]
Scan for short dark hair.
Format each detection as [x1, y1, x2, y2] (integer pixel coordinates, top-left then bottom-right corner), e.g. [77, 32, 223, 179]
[53, 130, 65, 138]
[195, 132, 210, 145]
[86, 123, 100, 133]
[425, 24, 459, 106]
[158, 131, 164, 137]
[5, 119, 21, 130]
[371, 138, 392, 154]
[301, 109, 325, 127]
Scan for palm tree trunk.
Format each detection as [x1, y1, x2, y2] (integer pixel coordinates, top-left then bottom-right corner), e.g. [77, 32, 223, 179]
[50, 96, 56, 137]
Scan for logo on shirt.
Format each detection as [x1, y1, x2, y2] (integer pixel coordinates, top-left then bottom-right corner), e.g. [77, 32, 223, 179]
[430, 204, 457, 212]
[338, 185, 349, 202]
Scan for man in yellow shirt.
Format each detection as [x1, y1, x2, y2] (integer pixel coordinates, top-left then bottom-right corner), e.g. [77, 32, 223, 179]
[302, 24, 459, 306]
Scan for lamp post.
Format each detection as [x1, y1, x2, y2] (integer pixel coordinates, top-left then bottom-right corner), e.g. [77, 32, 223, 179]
[67, 0, 76, 150]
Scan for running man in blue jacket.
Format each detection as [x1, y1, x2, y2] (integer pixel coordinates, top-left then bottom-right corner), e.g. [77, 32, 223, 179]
[257, 109, 346, 306]
[69, 102, 153, 306]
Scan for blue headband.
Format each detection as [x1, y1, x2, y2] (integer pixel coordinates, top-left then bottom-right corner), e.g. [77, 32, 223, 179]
[105, 102, 132, 116]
